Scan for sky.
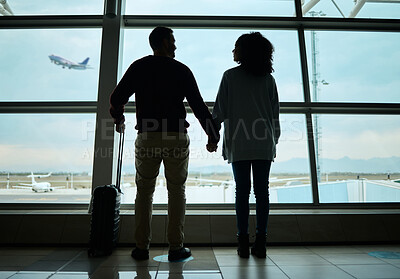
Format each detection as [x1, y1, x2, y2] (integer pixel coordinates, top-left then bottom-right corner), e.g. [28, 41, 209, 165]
[0, 0, 399, 173]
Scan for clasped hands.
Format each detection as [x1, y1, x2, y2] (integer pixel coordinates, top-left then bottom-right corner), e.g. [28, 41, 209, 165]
[206, 142, 218, 153]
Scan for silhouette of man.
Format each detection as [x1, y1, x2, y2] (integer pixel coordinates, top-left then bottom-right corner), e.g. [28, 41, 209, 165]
[110, 26, 219, 261]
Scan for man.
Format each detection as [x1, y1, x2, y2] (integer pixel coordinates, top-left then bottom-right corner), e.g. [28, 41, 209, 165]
[110, 27, 219, 261]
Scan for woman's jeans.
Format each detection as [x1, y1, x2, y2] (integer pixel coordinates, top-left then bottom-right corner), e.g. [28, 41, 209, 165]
[232, 160, 272, 235]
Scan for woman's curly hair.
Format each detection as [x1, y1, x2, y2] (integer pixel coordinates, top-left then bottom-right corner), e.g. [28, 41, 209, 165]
[235, 32, 274, 76]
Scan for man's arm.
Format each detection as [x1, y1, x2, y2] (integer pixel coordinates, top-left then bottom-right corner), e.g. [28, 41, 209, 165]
[184, 69, 220, 144]
[109, 64, 136, 131]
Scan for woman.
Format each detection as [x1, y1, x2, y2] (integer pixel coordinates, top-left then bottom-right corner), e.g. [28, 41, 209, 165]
[211, 32, 280, 258]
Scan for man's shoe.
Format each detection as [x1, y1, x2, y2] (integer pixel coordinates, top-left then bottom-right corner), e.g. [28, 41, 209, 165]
[168, 247, 192, 261]
[131, 247, 149, 260]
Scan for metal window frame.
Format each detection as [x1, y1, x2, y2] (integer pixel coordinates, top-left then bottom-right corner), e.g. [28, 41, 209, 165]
[0, 0, 399, 210]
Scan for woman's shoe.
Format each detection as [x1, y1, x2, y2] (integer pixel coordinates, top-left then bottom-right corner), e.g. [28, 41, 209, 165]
[251, 234, 266, 258]
[237, 234, 249, 258]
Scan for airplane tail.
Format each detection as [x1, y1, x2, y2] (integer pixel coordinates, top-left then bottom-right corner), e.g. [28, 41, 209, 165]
[29, 172, 36, 184]
[79, 57, 90, 65]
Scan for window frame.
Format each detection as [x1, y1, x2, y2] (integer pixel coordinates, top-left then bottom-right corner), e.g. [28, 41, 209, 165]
[0, 0, 399, 210]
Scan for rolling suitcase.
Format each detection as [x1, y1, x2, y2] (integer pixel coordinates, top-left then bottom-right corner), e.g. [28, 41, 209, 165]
[88, 131, 124, 257]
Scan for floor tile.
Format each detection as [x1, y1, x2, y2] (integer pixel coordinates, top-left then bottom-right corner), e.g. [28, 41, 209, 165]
[98, 248, 164, 268]
[23, 261, 68, 272]
[158, 248, 219, 272]
[307, 246, 362, 255]
[220, 266, 289, 279]
[91, 268, 158, 279]
[40, 249, 83, 261]
[268, 254, 330, 266]
[119, 270, 157, 279]
[353, 245, 400, 254]
[8, 272, 54, 279]
[157, 270, 222, 279]
[50, 272, 90, 278]
[0, 256, 43, 267]
[320, 253, 387, 265]
[279, 265, 355, 279]
[0, 271, 17, 279]
[215, 254, 275, 267]
[60, 260, 104, 274]
[266, 246, 314, 255]
[338, 264, 400, 279]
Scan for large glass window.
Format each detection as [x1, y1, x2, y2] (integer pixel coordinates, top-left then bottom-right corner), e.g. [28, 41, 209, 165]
[0, 0, 104, 16]
[0, 29, 102, 101]
[305, 31, 400, 103]
[122, 29, 304, 102]
[125, 0, 295, 16]
[302, 0, 400, 19]
[0, 114, 95, 203]
[119, 113, 311, 204]
[270, 114, 312, 203]
[315, 114, 400, 203]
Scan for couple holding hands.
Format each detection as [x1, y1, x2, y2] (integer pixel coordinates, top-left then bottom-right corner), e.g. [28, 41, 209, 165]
[110, 26, 280, 261]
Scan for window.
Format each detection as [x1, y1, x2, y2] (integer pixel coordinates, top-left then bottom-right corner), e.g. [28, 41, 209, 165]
[305, 31, 400, 103]
[122, 29, 304, 102]
[125, 0, 295, 16]
[0, 0, 104, 16]
[315, 115, 400, 203]
[270, 114, 312, 203]
[0, 114, 95, 203]
[119, 114, 312, 204]
[302, 0, 400, 19]
[0, 29, 102, 101]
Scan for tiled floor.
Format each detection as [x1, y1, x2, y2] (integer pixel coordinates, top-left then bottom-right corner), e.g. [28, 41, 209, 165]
[0, 245, 400, 279]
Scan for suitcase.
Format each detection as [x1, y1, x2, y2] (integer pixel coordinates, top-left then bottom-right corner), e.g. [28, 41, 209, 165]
[88, 131, 124, 257]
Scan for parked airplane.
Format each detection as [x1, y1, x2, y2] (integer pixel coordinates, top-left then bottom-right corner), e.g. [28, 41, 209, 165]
[0, 0, 13, 16]
[13, 172, 63, 192]
[48, 55, 92, 70]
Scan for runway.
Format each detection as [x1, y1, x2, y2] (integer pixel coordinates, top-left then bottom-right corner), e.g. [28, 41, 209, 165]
[0, 189, 91, 203]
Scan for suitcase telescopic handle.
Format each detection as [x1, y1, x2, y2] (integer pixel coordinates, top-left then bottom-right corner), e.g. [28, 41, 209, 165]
[116, 131, 124, 191]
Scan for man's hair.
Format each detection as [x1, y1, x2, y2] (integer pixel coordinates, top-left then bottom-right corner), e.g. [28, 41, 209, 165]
[149, 26, 173, 51]
[235, 32, 274, 76]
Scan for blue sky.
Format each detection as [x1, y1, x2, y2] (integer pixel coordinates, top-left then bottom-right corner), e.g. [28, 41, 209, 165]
[0, 1, 399, 173]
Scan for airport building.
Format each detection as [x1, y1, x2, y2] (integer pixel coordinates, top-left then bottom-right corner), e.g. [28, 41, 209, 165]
[0, 0, 400, 278]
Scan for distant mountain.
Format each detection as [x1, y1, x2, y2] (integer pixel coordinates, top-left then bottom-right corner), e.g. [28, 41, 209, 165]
[189, 156, 400, 174]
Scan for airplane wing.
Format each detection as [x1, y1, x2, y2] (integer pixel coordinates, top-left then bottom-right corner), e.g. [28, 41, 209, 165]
[18, 183, 34, 186]
[13, 185, 33, 189]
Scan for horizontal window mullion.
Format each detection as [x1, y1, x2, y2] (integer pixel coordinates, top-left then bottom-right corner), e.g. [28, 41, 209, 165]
[0, 102, 98, 113]
[123, 15, 400, 32]
[1, 101, 399, 114]
[0, 15, 104, 29]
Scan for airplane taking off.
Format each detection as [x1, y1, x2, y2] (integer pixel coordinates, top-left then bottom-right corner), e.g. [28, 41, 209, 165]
[48, 55, 92, 70]
[0, 0, 13, 16]
[13, 172, 63, 192]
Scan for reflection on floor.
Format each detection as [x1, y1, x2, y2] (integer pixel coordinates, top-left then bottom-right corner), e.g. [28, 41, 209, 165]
[0, 245, 400, 278]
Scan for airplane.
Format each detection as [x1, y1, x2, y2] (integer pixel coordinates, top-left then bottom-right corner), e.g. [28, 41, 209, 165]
[0, 0, 13, 16]
[12, 172, 63, 192]
[48, 55, 92, 70]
